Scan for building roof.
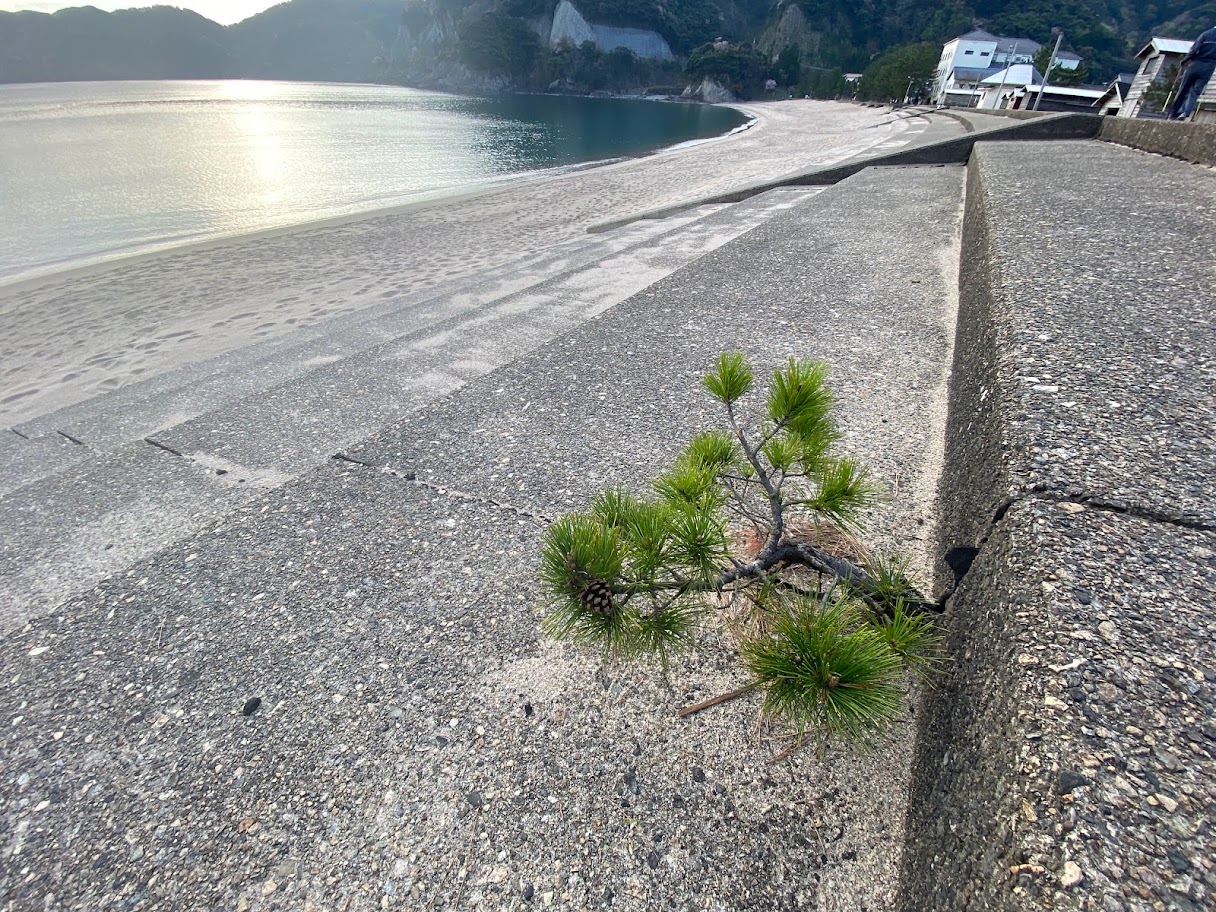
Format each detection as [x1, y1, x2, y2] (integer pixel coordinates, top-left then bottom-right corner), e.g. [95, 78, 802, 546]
[952, 66, 1004, 83]
[994, 36, 1041, 55]
[1022, 84, 1106, 99]
[1093, 80, 1127, 108]
[980, 64, 1043, 86]
[1055, 50, 1083, 61]
[956, 29, 998, 42]
[1135, 37, 1193, 59]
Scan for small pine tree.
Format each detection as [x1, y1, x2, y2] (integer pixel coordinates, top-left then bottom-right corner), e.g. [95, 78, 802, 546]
[539, 353, 941, 751]
[1139, 63, 1179, 115]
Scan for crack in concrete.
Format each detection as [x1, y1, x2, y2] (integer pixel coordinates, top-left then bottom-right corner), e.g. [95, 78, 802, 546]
[56, 430, 85, 446]
[144, 436, 183, 457]
[1045, 492, 1215, 534]
[940, 489, 1215, 611]
[330, 453, 552, 525]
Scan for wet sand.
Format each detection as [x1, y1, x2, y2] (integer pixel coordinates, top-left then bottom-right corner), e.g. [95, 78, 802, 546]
[0, 101, 905, 428]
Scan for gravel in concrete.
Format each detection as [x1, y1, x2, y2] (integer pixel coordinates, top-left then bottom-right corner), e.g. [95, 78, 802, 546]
[0, 163, 963, 911]
[902, 139, 1216, 911]
[956, 140, 1215, 529]
[907, 500, 1216, 912]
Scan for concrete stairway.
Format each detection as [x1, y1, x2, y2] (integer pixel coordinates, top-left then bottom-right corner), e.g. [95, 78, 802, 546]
[903, 140, 1216, 912]
[0, 186, 823, 629]
[0, 160, 966, 911]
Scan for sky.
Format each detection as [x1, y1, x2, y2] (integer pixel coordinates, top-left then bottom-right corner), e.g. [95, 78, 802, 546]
[0, 1, 281, 24]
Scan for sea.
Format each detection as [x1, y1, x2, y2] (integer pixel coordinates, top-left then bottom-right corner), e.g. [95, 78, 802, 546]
[0, 80, 748, 284]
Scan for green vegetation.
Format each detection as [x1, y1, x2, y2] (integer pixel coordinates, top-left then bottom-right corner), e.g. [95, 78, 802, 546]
[3, 0, 1211, 92]
[855, 43, 939, 102]
[685, 42, 771, 96]
[539, 40, 682, 91]
[458, 11, 541, 78]
[539, 353, 941, 751]
[775, 44, 802, 86]
[1033, 45, 1091, 86]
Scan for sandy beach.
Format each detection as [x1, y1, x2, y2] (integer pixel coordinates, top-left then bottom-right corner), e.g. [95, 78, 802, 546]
[0, 101, 905, 429]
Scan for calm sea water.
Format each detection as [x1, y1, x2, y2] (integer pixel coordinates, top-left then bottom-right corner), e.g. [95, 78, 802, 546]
[0, 80, 747, 282]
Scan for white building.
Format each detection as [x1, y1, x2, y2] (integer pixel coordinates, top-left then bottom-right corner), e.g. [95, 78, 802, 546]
[976, 64, 1043, 109]
[932, 28, 1000, 104]
[1119, 37, 1192, 118]
[933, 29, 1079, 106]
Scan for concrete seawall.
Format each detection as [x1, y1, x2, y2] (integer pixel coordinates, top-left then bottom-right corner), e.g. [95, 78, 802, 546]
[901, 139, 1216, 910]
[1, 102, 1212, 909]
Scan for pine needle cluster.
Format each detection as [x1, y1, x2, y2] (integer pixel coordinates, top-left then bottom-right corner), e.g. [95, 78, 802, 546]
[539, 352, 941, 749]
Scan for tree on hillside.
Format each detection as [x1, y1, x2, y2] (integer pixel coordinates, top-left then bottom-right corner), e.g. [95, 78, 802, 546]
[457, 11, 539, 78]
[981, 1, 1126, 80]
[775, 44, 802, 86]
[686, 42, 771, 97]
[539, 353, 941, 754]
[855, 42, 939, 102]
[1033, 45, 1089, 86]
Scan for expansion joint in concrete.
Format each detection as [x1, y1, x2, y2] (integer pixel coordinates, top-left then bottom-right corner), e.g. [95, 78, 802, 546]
[330, 453, 554, 525]
[143, 436, 183, 457]
[55, 430, 85, 446]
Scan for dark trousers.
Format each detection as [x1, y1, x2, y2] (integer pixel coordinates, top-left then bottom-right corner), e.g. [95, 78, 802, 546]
[1169, 61, 1216, 119]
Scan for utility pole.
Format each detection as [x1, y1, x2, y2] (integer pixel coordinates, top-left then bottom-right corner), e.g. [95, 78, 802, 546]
[1033, 31, 1064, 111]
[993, 39, 1020, 109]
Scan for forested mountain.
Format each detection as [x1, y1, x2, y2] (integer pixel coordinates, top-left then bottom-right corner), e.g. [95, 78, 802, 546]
[0, 0, 1211, 87]
[0, 0, 403, 84]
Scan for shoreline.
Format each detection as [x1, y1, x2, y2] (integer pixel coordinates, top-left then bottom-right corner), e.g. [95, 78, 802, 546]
[0, 88, 756, 293]
[0, 100, 903, 428]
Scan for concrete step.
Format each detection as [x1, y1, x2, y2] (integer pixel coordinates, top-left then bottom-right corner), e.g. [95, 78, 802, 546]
[345, 163, 965, 560]
[142, 186, 824, 474]
[0, 162, 966, 910]
[0, 187, 821, 625]
[7, 206, 720, 458]
[903, 139, 1216, 910]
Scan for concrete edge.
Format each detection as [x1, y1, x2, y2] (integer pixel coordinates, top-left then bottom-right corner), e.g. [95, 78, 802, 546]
[1098, 117, 1216, 167]
[895, 134, 1216, 912]
[897, 144, 1020, 912]
[587, 113, 1102, 234]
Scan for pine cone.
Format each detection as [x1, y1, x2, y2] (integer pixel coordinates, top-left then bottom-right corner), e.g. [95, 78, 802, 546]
[580, 579, 615, 616]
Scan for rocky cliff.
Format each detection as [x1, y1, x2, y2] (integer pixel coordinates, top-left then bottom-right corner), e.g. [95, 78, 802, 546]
[549, 0, 674, 60]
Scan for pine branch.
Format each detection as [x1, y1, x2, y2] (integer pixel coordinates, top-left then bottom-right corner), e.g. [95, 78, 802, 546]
[538, 352, 942, 752]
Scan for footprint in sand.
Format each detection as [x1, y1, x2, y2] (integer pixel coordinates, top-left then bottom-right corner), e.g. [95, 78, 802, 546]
[1, 388, 38, 405]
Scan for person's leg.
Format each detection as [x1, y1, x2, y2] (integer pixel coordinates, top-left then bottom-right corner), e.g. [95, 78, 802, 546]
[1168, 67, 1201, 118]
[1178, 64, 1215, 119]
